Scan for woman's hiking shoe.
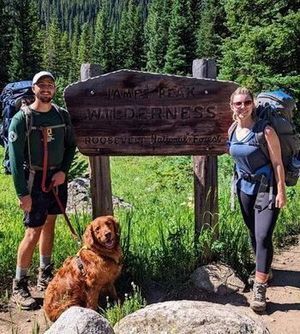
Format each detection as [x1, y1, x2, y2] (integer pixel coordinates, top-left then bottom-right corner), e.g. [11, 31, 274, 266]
[250, 281, 267, 313]
[248, 268, 273, 287]
[11, 277, 37, 310]
[37, 264, 54, 291]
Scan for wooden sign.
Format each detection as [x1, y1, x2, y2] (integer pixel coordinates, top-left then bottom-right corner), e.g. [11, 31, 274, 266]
[64, 70, 238, 156]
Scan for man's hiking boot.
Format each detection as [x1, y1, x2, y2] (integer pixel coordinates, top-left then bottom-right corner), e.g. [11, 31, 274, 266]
[250, 281, 267, 312]
[37, 264, 53, 291]
[248, 268, 273, 287]
[11, 277, 37, 310]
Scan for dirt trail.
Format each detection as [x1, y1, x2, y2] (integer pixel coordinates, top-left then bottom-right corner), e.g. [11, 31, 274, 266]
[0, 238, 300, 333]
[258, 240, 300, 333]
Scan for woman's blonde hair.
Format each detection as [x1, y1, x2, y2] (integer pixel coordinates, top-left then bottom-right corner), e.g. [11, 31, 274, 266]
[230, 87, 256, 121]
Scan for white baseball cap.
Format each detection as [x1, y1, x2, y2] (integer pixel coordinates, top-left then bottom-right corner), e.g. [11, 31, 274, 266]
[32, 71, 55, 85]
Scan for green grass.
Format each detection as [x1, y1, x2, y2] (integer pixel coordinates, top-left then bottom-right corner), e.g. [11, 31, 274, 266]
[0, 148, 300, 327]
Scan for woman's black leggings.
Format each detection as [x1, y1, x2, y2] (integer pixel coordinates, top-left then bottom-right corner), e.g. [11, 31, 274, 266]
[237, 189, 280, 274]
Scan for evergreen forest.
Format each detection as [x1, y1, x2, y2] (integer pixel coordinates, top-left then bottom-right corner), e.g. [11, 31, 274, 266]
[0, 0, 299, 102]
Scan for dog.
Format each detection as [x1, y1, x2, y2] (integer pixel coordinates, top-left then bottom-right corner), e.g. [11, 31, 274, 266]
[43, 215, 123, 322]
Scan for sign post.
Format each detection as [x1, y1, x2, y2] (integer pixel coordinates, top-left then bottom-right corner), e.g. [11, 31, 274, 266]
[65, 68, 238, 234]
[193, 59, 218, 241]
[80, 64, 113, 218]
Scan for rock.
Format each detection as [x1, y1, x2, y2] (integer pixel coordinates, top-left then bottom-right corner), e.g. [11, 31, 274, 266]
[45, 306, 114, 334]
[67, 177, 91, 214]
[114, 300, 269, 334]
[66, 177, 133, 214]
[190, 263, 244, 295]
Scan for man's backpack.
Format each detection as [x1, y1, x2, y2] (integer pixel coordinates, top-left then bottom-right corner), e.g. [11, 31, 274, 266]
[228, 90, 300, 187]
[0, 81, 34, 173]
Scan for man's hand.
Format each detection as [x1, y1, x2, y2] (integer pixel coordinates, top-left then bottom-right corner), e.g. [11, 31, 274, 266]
[51, 171, 66, 187]
[19, 195, 32, 212]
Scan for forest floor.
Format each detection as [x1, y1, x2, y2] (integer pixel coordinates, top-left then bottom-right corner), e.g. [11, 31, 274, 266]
[0, 237, 299, 334]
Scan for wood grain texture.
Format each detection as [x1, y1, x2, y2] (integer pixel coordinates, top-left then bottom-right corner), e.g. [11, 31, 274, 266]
[64, 70, 238, 156]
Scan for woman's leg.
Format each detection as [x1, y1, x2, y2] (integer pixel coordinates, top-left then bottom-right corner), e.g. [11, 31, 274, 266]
[237, 189, 256, 253]
[254, 192, 280, 281]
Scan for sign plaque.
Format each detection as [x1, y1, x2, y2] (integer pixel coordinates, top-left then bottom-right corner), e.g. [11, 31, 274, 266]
[64, 70, 238, 156]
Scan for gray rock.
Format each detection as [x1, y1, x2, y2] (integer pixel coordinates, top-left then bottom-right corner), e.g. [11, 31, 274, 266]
[45, 306, 114, 334]
[191, 263, 244, 295]
[67, 177, 133, 214]
[114, 300, 269, 334]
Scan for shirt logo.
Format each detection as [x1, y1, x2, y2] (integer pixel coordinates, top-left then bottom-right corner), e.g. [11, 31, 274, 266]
[8, 131, 18, 142]
[47, 128, 54, 142]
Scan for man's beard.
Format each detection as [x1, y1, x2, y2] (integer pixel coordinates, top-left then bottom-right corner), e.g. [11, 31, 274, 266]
[36, 92, 53, 103]
[39, 96, 52, 103]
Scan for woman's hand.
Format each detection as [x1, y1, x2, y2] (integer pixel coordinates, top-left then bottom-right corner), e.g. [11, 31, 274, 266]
[264, 126, 287, 209]
[275, 191, 287, 208]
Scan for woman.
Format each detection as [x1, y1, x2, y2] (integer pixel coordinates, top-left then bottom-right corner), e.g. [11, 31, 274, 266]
[228, 87, 286, 312]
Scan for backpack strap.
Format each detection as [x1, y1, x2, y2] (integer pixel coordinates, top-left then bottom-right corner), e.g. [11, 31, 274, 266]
[253, 119, 270, 159]
[20, 104, 68, 172]
[228, 121, 237, 142]
[228, 121, 238, 210]
[52, 103, 67, 128]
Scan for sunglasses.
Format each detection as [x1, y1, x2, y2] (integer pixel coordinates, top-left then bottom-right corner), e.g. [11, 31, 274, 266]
[35, 83, 55, 89]
[233, 100, 253, 107]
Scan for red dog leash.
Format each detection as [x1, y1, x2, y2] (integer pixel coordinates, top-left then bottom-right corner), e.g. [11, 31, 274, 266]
[41, 128, 81, 243]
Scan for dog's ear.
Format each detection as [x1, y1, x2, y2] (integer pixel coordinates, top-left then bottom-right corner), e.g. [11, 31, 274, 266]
[108, 216, 120, 240]
[83, 223, 95, 247]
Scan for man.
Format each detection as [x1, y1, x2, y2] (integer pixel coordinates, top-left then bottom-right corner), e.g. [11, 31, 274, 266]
[8, 71, 76, 310]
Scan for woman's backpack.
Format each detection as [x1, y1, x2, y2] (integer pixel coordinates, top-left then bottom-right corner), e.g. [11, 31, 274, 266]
[255, 90, 300, 186]
[228, 90, 300, 187]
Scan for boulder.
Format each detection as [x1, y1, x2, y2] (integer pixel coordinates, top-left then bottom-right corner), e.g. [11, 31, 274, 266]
[45, 306, 114, 334]
[114, 300, 269, 334]
[190, 263, 244, 295]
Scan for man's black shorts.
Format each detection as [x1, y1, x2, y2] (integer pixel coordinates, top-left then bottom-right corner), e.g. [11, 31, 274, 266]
[23, 171, 68, 228]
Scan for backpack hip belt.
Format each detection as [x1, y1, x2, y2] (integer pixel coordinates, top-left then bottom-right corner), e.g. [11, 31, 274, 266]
[241, 173, 274, 211]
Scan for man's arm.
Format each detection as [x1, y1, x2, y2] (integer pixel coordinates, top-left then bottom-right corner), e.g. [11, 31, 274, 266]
[8, 111, 30, 198]
[58, 108, 77, 176]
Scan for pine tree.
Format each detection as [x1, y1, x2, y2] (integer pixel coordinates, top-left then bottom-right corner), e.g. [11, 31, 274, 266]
[69, 19, 81, 81]
[92, 1, 111, 72]
[8, 28, 23, 80]
[164, 0, 196, 75]
[219, 0, 300, 97]
[196, 0, 227, 60]
[77, 23, 93, 66]
[60, 31, 72, 79]
[42, 18, 62, 76]
[144, 0, 171, 72]
[126, 0, 145, 69]
[109, 24, 119, 71]
[0, 0, 12, 86]
[8, 0, 42, 81]
[114, 0, 145, 70]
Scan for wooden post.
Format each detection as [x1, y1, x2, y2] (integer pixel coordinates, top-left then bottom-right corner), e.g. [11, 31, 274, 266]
[193, 59, 218, 241]
[80, 63, 113, 218]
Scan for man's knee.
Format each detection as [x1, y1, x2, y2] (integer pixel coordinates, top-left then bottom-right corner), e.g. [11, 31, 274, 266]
[23, 226, 42, 244]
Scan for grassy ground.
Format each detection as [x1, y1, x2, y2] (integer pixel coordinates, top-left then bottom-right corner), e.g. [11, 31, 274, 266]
[0, 148, 300, 325]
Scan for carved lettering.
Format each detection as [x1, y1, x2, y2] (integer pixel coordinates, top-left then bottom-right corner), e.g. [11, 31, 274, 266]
[84, 135, 222, 146]
[85, 105, 217, 121]
[105, 86, 204, 100]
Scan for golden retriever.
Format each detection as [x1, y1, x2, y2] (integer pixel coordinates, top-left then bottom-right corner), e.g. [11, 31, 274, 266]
[43, 215, 123, 322]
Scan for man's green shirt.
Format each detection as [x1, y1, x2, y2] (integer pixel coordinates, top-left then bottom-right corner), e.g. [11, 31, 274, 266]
[8, 106, 76, 197]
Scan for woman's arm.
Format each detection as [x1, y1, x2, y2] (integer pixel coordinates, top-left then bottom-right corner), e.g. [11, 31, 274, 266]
[264, 125, 287, 208]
